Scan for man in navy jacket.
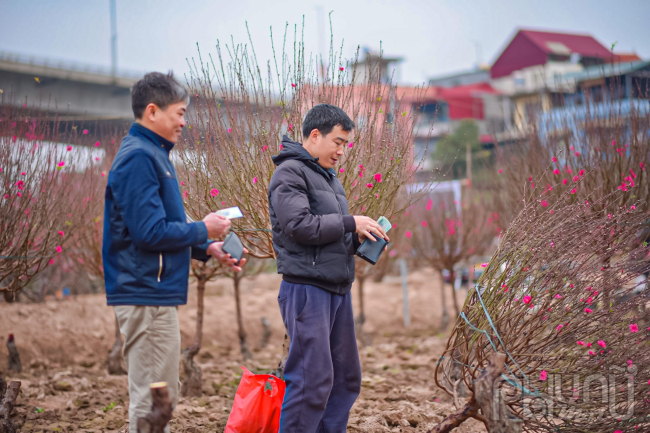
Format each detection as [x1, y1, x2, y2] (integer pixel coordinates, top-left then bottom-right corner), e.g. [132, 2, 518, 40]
[102, 72, 246, 432]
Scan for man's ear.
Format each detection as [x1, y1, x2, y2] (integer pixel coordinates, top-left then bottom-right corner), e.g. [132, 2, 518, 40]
[309, 128, 320, 143]
[143, 103, 157, 122]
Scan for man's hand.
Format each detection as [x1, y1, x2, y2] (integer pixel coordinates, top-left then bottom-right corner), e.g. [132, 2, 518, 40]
[353, 215, 390, 242]
[203, 213, 231, 238]
[207, 242, 248, 272]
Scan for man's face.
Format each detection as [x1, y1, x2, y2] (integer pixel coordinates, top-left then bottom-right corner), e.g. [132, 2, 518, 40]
[148, 101, 186, 143]
[311, 125, 349, 170]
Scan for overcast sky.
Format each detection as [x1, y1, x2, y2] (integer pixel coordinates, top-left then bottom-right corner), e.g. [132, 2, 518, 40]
[1, 0, 648, 85]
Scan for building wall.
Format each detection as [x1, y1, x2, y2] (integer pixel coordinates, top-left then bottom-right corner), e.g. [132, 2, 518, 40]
[491, 62, 582, 95]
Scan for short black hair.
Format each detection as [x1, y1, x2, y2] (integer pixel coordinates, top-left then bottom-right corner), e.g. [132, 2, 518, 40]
[302, 103, 355, 139]
[131, 72, 189, 119]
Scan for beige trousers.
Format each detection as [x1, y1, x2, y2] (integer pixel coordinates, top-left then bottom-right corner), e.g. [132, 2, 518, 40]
[114, 306, 180, 433]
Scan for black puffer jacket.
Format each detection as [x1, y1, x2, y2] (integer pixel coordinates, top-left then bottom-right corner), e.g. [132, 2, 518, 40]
[268, 136, 360, 294]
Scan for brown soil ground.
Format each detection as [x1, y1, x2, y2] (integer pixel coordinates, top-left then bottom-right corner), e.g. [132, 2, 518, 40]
[0, 268, 486, 433]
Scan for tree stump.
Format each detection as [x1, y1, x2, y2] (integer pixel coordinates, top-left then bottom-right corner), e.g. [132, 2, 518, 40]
[136, 382, 173, 433]
[6, 335, 21, 374]
[107, 315, 126, 375]
[0, 380, 21, 433]
[430, 352, 521, 433]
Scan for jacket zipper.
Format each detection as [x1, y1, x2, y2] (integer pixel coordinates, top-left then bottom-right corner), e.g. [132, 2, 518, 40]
[157, 253, 163, 282]
[328, 180, 350, 279]
[313, 247, 317, 268]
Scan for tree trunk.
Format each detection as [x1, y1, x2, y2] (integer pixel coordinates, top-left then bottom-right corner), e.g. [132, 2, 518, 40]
[233, 274, 252, 360]
[260, 317, 272, 349]
[372, 255, 390, 283]
[0, 380, 21, 433]
[355, 276, 372, 346]
[137, 382, 173, 433]
[270, 333, 290, 380]
[439, 271, 449, 332]
[467, 265, 475, 291]
[429, 353, 521, 433]
[2, 291, 16, 304]
[356, 276, 366, 328]
[449, 269, 461, 317]
[181, 274, 207, 397]
[107, 314, 126, 375]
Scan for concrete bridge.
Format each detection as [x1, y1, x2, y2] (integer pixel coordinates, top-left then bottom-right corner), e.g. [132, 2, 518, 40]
[0, 51, 141, 121]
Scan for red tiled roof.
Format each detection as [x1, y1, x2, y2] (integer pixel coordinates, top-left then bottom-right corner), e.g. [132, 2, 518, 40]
[519, 29, 612, 58]
[613, 53, 642, 63]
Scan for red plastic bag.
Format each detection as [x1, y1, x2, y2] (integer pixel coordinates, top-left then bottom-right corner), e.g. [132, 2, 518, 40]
[225, 367, 286, 433]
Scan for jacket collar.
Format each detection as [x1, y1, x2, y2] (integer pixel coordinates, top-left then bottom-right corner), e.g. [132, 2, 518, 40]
[129, 123, 175, 152]
[272, 135, 336, 180]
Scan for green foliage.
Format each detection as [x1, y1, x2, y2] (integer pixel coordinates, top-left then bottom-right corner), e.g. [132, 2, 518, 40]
[432, 120, 483, 178]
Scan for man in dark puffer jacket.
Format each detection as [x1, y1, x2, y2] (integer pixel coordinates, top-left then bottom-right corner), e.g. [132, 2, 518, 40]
[268, 104, 389, 432]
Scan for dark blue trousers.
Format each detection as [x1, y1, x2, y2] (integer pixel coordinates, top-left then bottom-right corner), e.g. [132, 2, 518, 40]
[277, 281, 362, 433]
